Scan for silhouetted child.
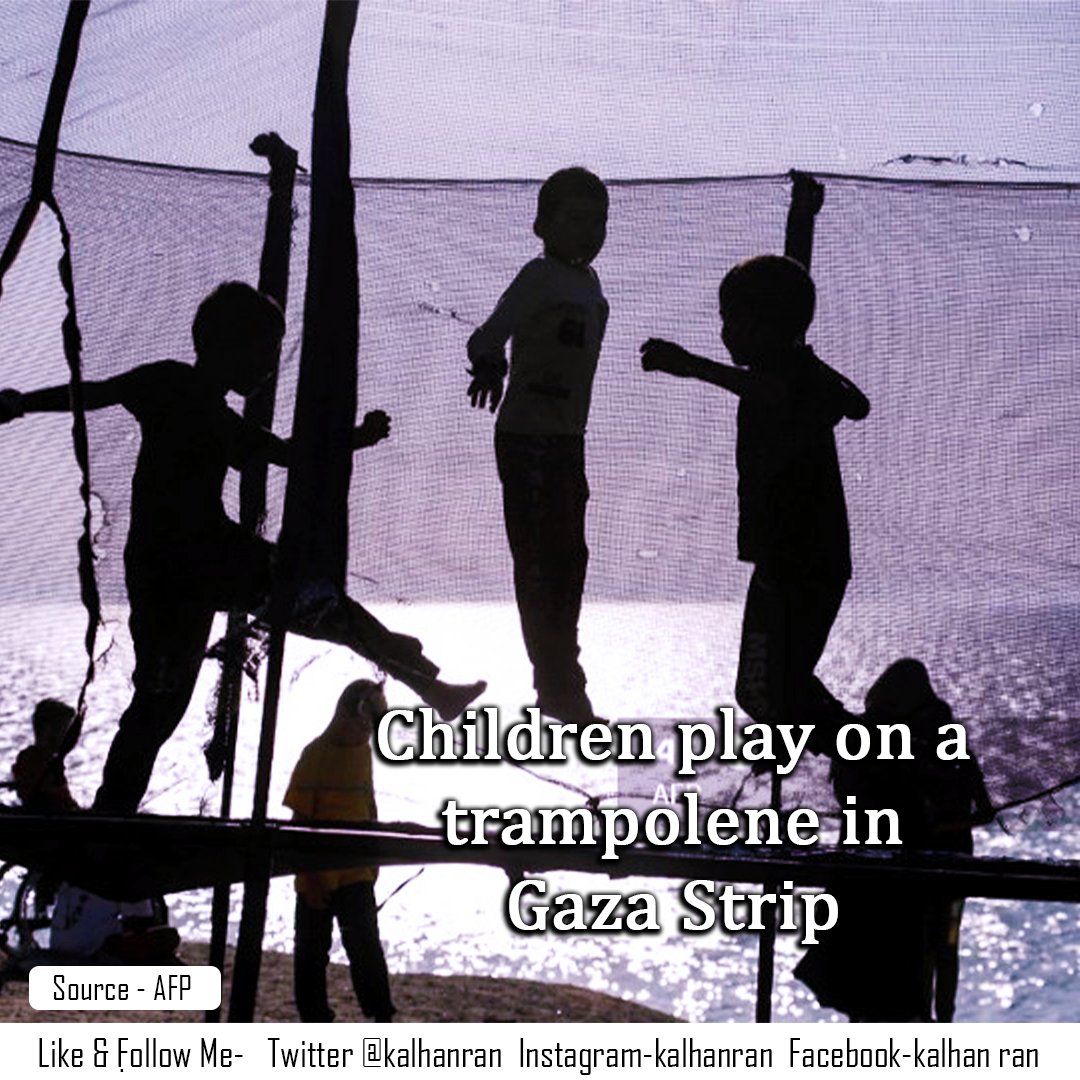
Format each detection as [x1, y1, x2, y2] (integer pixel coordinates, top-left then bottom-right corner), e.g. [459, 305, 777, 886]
[284, 679, 395, 1023]
[12, 699, 179, 962]
[12, 699, 80, 813]
[641, 255, 869, 754]
[468, 167, 609, 723]
[0, 282, 484, 813]
[10, 699, 80, 930]
[861, 658, 993, 1022]
[798, 658, 994, 1022]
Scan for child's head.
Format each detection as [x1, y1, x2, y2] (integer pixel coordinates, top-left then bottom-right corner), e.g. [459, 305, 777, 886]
[192, 282, 285, 394]
[718, 255, 815, 366]
[328, 679, 387, 744]
[534, 167, 608, 267]
[865, 658, 936, 720]
[32, 698, 75, 752]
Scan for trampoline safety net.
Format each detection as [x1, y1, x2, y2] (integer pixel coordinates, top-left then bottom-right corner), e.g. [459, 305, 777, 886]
[0, 1, 1078, 827]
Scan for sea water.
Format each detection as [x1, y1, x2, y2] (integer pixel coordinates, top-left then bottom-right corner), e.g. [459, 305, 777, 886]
[1, 600, 1078, 1023]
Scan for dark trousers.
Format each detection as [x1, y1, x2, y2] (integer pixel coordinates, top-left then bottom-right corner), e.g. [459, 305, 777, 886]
[735, 568, 848, 744]
[496, 432, 589, 704]
[294, 881, 395, 1022]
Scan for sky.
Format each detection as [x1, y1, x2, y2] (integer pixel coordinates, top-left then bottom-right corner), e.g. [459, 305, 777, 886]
[1, 0, 1076, 180]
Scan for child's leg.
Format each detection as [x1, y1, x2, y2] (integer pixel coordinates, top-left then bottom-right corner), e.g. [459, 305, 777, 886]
[496, 434, 590, 715]
[287, 593, 484, 721]
[734, 570, 847, 743]
[496, 434, 550, 688]
[94, 599, 214, 814]
[933, 898, 964, 1022]
[229, 531, 484, 721]
[293, 894, 335, 1022]
[534, 467, 590, 716]
[541, 449, 590, 692]
[333, 880, 395, 1022]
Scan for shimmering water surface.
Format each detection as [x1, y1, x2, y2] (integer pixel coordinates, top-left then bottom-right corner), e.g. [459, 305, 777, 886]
[1, 601, 1078, 1023]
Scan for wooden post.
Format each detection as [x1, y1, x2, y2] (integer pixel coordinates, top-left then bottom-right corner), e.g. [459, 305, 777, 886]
[0, 0, 89, 282]
[204, 134, 297, 1023]
[0, 2, 100, 733]
[227, 0, 359, 1022]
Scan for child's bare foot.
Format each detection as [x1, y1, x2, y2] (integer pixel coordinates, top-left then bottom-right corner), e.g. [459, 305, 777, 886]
[425, 679, 487, 721]
[536, 690, 600, 726]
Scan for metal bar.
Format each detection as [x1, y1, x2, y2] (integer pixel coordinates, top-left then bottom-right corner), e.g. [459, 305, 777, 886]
[225, 623, 287, 1021]
[205, 133, 297, 1024]
[3, 809, 1077, 904]
[226, 0, 359, 1023]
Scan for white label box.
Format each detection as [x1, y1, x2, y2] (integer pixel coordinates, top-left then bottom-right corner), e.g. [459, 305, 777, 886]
[29, 966, 220, 1010]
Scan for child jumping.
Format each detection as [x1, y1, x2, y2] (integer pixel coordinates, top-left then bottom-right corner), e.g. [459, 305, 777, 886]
[0, 282, 484, 813]
[284, 679, 395, 1023]
[467, 167, 609, 724]
[641, 254, 869, 753]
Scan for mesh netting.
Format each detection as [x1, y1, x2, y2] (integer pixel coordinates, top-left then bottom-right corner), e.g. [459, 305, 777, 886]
[1, 134, 1079, 819]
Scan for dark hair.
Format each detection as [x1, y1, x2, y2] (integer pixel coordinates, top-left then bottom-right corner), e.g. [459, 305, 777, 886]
[865, 658, 935, 718]
[335, 679, 384, 718]
[719, 255, 816, 336]
[32, 698, 75, 742]
[536, 167, 608, 224]
[191, 281, 284, 360]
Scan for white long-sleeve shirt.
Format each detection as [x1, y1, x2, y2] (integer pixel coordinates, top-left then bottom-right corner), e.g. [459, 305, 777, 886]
[468, 255, 608, 436]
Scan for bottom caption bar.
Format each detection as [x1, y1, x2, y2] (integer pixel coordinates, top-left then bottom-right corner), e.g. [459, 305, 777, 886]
[8, 1022, 1075, 1078]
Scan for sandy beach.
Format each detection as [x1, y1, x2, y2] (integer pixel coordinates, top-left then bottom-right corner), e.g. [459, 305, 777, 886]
[2, 942, 681, 1024]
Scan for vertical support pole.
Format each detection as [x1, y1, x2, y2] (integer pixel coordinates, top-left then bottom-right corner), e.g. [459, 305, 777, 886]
[0, 2, 97, 709]
[205, 134, 296, 1023]
[753, 790, 781, 1022]
[0, 0, 89, 284]
[227, 0, 359, 1022]
[224, 623, 287, 1022]
[753, 170, 825, 1024]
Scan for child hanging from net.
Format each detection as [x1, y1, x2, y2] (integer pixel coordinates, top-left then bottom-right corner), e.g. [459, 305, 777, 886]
[0, 282, 485, 813]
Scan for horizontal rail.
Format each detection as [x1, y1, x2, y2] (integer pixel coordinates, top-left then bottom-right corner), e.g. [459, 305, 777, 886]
[0, 810, 1077, 904]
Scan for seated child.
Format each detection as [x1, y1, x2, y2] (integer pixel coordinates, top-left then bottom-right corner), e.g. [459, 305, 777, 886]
[11, 700, 180, 964]
[12, 699, 80, 813]
[51, 885, 179, 964]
